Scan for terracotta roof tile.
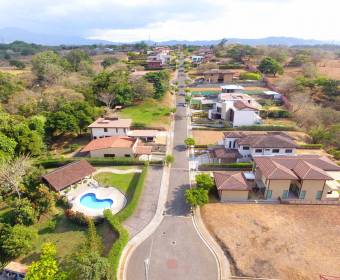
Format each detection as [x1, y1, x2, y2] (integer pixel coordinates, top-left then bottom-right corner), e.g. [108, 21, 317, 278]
[233, 100, 259, 111]
[82, 136, 136, 152]
[135, 145, 153, 155]
[213, 172, 251, 191]
[42, 160, 96, 191]
[210, 148, 242, 159]
[237, 134, 297, 148]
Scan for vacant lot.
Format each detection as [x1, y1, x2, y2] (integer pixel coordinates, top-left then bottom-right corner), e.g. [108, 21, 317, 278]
[201, 204, 340, 280]
[192, 130, 224, 145]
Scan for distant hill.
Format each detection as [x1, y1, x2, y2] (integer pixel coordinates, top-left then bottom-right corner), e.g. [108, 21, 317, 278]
[0, 28, 339, 46]
[0, 27, 112, 46]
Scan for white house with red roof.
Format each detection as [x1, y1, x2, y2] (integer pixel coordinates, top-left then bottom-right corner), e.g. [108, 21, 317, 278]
[88, 117, 132, 139]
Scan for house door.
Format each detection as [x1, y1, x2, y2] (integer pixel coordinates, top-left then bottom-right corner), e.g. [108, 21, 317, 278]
[289, 183, 300, 198]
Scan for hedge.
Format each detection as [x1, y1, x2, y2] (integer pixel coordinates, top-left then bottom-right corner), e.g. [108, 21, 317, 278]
[36, 157, 163, 168]
[239, 72, 262, 80]
[104, 166, 148, 279]
[299, 144, 324, 149]
[199, 162, 253, 171]
[194, 144, 208, 149]
[193, 125, 297, 132]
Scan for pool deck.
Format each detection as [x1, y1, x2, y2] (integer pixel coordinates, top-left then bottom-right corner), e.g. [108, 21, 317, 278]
[67, 179, 127, 217]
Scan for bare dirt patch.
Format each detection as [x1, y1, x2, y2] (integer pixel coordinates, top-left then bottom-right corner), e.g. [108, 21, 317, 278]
[192, 130, 224, 145]
[201, 204, 340, 280]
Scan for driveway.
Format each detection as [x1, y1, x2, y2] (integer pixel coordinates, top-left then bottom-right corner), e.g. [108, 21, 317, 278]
[126, 57, 219, 280]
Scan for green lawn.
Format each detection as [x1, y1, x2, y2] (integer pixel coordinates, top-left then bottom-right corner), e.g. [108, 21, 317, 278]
[119, 98, 172, 128]
[94, 172, 140, 196]
[19, 207, 115, 264]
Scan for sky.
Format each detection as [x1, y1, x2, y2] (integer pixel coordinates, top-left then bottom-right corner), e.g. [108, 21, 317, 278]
[0, 0, 340, 42]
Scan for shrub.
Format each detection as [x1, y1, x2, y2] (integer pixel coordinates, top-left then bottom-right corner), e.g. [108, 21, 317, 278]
[65, 209, 89, 226]
[11, 198, 38, 226]
[195, 174, 214, 191]
[239, 72, 261, 80]
[184, 137, 195, 147]
[185, 188, 209, 208]
[299, 144, 324, 149]
[46, 220, 57, 232]
[261, 109, 290, 118]
[199, 162, 253, 170]
[164, 154, 174, 167]
[328, 148, 340, 160]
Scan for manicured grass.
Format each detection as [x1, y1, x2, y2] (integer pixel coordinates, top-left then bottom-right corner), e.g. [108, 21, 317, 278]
[19, 207, 115, 264]
[94, 172, 140, 195]
[119, 98, 172, 128]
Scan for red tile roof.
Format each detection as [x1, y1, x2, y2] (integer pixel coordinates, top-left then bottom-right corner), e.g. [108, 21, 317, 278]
[82, 136, 136, 152]
[135, 145, 153, 155]
[210, 148, 242, 159]
[237, 134, 297, 148]
[213, 172, 251, 191]
[42, 160, 96, 191]
[254, 155, 339, 180]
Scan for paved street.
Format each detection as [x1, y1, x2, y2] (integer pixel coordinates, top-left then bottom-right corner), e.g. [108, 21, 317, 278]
[126, 56, 218, 280]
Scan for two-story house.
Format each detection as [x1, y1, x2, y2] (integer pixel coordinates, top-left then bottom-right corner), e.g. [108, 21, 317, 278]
[208, 92, 262, 127]
[209, 132, 297, 163]
[88, 117, 132, 139]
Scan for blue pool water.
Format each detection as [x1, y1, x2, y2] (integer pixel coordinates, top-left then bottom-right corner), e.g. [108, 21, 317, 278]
[80, 193, 113, 209]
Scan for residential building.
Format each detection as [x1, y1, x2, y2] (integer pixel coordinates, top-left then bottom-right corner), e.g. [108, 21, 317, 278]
[127, 129, 160, 142]
[191, 55, 204, 64]
[220, 85, 244, 93]
[42, 160, 96, 192]
[208, 92, 262, 127]
[209, 132, 297, 163]
[213, 171, 251, 202]
[203, 69, 235, 83]
[88, 117, 132, 139]
[254, 155, 340, 201]
[81, 136, 152, 159]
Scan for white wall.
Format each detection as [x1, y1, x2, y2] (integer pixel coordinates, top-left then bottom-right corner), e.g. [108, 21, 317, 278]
[232, 110, 260, 127]
[91, 127, 129, 139]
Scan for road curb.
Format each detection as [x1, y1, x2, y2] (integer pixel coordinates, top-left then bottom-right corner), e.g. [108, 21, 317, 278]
[193, 207, 231, 280]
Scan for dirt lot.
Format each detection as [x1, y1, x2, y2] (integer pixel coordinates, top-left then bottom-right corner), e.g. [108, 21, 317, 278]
[192, 130, 224, 145]
[201, 204, 340, 280]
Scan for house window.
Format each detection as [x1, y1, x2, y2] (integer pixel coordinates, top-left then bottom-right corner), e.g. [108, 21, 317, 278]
[229, 141, 232, 148]
[315, 191, 322, 200]
[233, 141, 236, 148]
[104, 128, 108, 132]
[243, 146, 250, 150]
[255, 149, 262, 153]
[272, 149, 280, 153]
[266, 189, 272, 199]
[104, 154, 115, 157]
[124, 154, 131, 158]
[299, 190, 306, 199]
[285, 149, 293, 153]
[124, 128, 127, 133]
[93, 136, 97, 139]
[282, 190, 289, 199]
[116, 128, 118, 133]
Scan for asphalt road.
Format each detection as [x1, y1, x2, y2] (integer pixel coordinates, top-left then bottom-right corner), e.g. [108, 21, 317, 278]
[126, 56, 218, 280]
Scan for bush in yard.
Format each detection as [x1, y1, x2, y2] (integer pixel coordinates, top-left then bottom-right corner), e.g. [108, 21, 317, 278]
[11, 198, 38, 226]
[1, 224, 37, 258]
[195, 174, 214, 192]
[185, 188, 209, 208]
[239, 72, 261, 80]
[184, 137, 195, 147]
[65, 209, 89, 226]
[25, 243, 66, 280]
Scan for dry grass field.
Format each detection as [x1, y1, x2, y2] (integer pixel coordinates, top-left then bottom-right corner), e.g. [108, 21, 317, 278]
[201, 204, 340, 280]
[192, 130, 224, 145]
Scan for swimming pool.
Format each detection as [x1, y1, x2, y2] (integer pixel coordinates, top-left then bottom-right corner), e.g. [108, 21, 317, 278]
[80, 193, 113, 209]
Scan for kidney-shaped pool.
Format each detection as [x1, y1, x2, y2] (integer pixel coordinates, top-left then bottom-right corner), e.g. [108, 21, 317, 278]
[80, 193, 113, 209]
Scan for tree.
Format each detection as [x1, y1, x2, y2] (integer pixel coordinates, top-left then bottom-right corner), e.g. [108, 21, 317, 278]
[185, 188, 209, 208]
[11, 198, 38, 225]
[9, 60, 26, 69]
[145, 70, 171, 99]
[26, 243, 66, 280]
[85, 219, 103, 254]
[101, 57, 119, 69]
[92, 71, 133, 106]
[308, 126, 332, 144]
[0, 155, 31, 199]
[31, 184, 56, 216]
[31, 51, 66, 84]
[1, 225, 37, 258]
[165, 154, 174, 167]
[0, 72, 22, 102]
[226, 44, 257, 63]
[0, 132, 17, 160]
[258, 57, 284, 76]
[289, 51, 312, 67]
[65, 49, 91, 72]
[45, 111, 78, 136]
[195, 174, 214, 192]
[184, 137, 195, 147]
[130, 77, 154, 101]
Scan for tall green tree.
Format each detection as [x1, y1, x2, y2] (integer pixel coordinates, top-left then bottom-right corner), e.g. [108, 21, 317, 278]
[258, 57, 284, 76]
[145, 70, 170, 99]
[65, 49, 91, 72]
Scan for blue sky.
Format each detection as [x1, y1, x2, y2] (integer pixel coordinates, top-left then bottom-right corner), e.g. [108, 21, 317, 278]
[0, 0, 339, 42]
